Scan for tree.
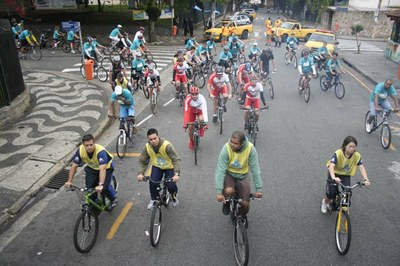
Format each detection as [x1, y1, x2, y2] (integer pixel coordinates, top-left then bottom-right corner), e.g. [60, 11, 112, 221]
[137, 0, 165, 42]
[306, 0, 333, 26]
[351, 24, 364, 54]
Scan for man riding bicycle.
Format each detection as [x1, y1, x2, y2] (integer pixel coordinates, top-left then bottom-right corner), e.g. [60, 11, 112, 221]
[115, 72, 132, 92]
[18, 28, 39, 55]
[206, 36, 217, 59]
[83, 37, 97, 60]
[145, 64, 161, 95]
[242, 75, 265, 130]
[286, 32, 299, 60]
[324, 52, 345, 87]
[108, 85, 137, 133]
[174, 57, 191, 97]
[130, 52, 147, 90]
[207, 66, 232, 123]
[65, 134, 117, 209]
[228, 37, 243, 62]
[366, 79, 399, 131]
[108, 55, 127, 91]
[66, 29, 79, 54]
[248, 42, 261, 63]
[236, 62, 253, 103]
[137, 128, 181, 210]
[183, 86, 209, 149]
[298, 50, 316, 91]
[109, 24, 123, 45]
[218, 46, 233, 73]
[129, 33, 146, 59]
[215, 131, 263, 223]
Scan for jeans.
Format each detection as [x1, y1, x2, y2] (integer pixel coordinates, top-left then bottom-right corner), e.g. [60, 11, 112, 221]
[149, 166, 178, 200]
[369, 100, 392, 116]
[84, 166, 116, 201]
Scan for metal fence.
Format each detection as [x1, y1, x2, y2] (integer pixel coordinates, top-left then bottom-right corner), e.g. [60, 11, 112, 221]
[0, 19, 25, 108]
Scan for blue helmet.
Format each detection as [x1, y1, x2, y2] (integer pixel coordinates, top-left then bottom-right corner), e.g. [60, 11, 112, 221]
[245, 62, 252, 72]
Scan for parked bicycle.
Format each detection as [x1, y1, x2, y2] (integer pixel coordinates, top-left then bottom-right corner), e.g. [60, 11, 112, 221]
[68, 176, 118, 253]
[111, 116, 135, 158]
[284, 48, 298, 69]
[326, 182, 364, 255]
[242, 105, 268, 147]
[142, 175, 172, 247]
[320, 73, 345, 99]
[260, 71, 274, 100]
[298, 74, 312, 103]
[364, 109, 399, 149]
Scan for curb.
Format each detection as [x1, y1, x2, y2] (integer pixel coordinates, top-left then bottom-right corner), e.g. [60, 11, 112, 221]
[341, 57, 378, 86]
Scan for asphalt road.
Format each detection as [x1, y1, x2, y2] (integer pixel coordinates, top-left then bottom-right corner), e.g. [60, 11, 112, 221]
[1, 10, 400, 265]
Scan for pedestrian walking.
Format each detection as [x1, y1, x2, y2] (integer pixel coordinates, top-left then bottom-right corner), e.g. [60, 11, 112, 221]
[188, 18, 194, 37]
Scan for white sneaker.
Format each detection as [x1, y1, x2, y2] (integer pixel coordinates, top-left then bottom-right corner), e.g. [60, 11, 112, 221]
[147, 200, 156, 210]
[366, 122, 372, 133]
[71, 50, 76, 54]
[171, 193, 179, 207]
[321, 199, 327, 214]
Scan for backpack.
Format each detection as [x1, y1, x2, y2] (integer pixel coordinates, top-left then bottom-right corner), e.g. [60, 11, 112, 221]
[184, 38, 190, 45]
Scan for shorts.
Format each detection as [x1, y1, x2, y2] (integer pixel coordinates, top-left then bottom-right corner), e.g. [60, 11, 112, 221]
[175, 74, 187, 83]
[131, 71, 143, 80]
[219, 60, 230, 69]
[224, 174, 251, 200]
[244, 97, 261, 109]
[325, 172, 350, 199]
[211, 85, 228, 97]
[187, 110, 203, 122]
[120, 105, 135, 118]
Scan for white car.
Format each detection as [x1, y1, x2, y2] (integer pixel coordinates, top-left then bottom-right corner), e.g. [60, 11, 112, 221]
[230, 14, 251, 25]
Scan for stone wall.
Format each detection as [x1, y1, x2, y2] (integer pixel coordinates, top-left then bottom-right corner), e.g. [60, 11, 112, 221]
[332, 10, 393, 38]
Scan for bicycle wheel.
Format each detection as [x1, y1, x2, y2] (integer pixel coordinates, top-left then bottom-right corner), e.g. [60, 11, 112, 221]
[30, 46, 42, 61]
[80, 64, 86, 78]
[73, 210, 99, 253]
[76, 42, 82, 53]
[293, 55, 298, 69]
[146, 59, 157, 69]
[364, 111, 373, 134]
[45, 41, 53, 50]
[380, 124, 391, 149]
[97, 66, 108, 82]
[335, 82, 345, 99]
[284, 52, 290, 65]
[140, 84, 149, 99]
[127, 120, 134, 141]
[101, 57, 112, 68]
[218, 108, 223, 134]
[304, 84, 310, 103]
[194, 135, 199, 165]
[62, 42, 71, 53]
[319, 75, 329, 92]
[193, 73, 206, 88]
[233, 220, 249, 266]
[268, 79, 274, 99]
[144, 50, 154, 61]
[150, 91, 158, 114]
[335, 210, 351, 255]
[210, 62, 218, 73]
[150, 204, 162, 247]
[251, 128, 257, 147]
[116, 131, 127, 159]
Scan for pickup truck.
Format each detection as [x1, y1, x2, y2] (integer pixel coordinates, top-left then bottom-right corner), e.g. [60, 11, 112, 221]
[272, 21, 317, 42]
[204, 20, 253, 41]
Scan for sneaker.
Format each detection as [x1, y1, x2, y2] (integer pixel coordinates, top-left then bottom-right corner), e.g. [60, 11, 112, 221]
[366, 122, 372, 133]
[189, 139, 194, 150]
[223, 105, 227, 112]
[212, 115, 217, 123]
[321, 199, 327, 214]
[244, 123, 248, 130]
[71, 50, 76, 54]
[107, 197, 118, 211]
[199, 127, 204, 137]
[172, 193, 179, 207]
[222, 202, 230, 215]
[175, 92, 179, 99]
[132, 126, 137, 134]
[147, 200, 156, 210]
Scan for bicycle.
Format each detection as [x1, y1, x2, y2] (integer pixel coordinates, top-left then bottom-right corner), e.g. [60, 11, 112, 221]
[142, 175, 173, 247]
[216, 95, 226, 134]
[80, 59, 108, 82]
[320, 73, 345, 99]
[185, 121, 203, 165]
[364, 109, 399, 149]
[18, 43, 42, 61]
[176, 82, 187, 107]
[149, 82, 159, 114]
[68, 176, 118, 253]
[260, 71, 274, 100]
[225, 193, 257, 266]
[312, 53, 328, 79]
[192, 62, 206, 88]
[62, 39, 81, 53]
[113, 116, 135, 158]
[242, 105, 268, 147]
[284, 48, 298, 69]
[133, 73, 150, 99]
[202, 56, 218, 74]
[326, 181, 364, 255]
[298, 74, 312, 103]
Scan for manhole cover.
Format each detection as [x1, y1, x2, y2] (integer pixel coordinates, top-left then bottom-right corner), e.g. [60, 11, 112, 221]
[45, 168, 69, 189]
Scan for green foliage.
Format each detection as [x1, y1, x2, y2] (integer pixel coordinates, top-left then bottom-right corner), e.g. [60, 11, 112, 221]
[145, 6, 162, 21]
[351, 24, 364, 35]
[306, 0, 332, 14]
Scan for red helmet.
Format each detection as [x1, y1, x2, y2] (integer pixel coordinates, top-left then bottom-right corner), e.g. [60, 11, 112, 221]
[190, 86, 200, 95]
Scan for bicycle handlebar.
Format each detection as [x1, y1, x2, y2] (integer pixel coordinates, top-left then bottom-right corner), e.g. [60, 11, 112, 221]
[337, 182, 364, 190]
[141, 176, 173, 183]
[240, 105, 269, 111]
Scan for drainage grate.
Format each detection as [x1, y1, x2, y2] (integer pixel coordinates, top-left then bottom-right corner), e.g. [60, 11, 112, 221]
[45, 168, 69, 189]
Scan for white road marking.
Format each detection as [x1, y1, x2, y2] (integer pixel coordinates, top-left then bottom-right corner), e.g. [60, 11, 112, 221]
[137, 114, 153, 126]
[163, 98, 175, 107]
[61, 68, 80, 73]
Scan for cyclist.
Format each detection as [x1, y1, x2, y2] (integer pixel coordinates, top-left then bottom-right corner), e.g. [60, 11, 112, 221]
[183, 86, 209, 149]
[186, 46, 201, 68]
[366, 79, 399, 131]
[108, 55, 127, 91]
[109, 24, 123, 45]
[184, 36, 198, 51]
[218, 45, 233, 73]
[51, 26, 65, 48]
[174, 57, 191, 98]
[323, 52, 345, 87]
[236, 62, 253, 104]
[248, 42, 261, 63]
[66, 28, 79, 54]
[65, 134, 117, 209]
[215, 131, 263, 222]
[92, 35, 106, 59]
[108, 85, 137, 133]
[11, 20, 23, 39]
[130, 52, 147, 90]
[207, 66, 232, 123]
[144, 64, 161, 96]
[242, 74, 265, 130]
[228, 37, 243, 62]
[298, 50, 316, 91]
[321, 136, 371, 213]
[195, 42, 207, 62]
[206, 36, 217, 59]
[118, 31, 132, 57]
[134, 26, 147, 44]
[137, 128, 181, 210]
[115, 72, 132, 92]
[316, 41, 329, 70]
[129, 32, 145, 59]
[83, 37, 96, 60]
[286, 32, 299, 60]
[228, 32, 243, 45]
[260, 48, 277, 75]
[18, 28, 39, 52]
[172, 49, 187, 84]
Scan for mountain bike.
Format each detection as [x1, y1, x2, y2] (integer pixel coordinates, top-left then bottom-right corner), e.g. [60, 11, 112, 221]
[176, 82, 187, 107]
[62, 39, 81, 53]
[326, 182, 364, 255]
[68, 176, 118, 253]
[298, 74, 312, 103]
[80, 59, 108, 82]
[202, 56, 218, 74]
[185, 120, 203, 165]
[133, 74, 149, 99]
[149, 83, 159, 114]
[216, 95, 226, 134]
[284, 48, 297, 69]
[242, 106, 268, 147]
[192, 62, 206, 88]
[18, 43, 42, 61]
[364, 109, 399, 149]
[260, 71, 274, 100]
[320, 73, 345, 99]
[142, 175, 173, 247]
[113, 116, 135, 158]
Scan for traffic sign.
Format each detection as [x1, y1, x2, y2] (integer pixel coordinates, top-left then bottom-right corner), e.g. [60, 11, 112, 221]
[61, 21, 80, 32]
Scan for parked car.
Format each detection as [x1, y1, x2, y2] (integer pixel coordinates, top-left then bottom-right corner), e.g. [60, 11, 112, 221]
[230, 14, 251, 25]
[241, 8, 257, 19]
[305, 30, 337, 53]
[272, 21, 317, 42]
[232, 11, 253, 22]
[204, 20, 254, 41]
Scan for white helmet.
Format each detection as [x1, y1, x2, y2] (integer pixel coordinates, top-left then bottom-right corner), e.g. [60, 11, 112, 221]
[136, 51, 142, 57]
[253, 42, 257, 46]
[115, 85, 123, 95]
[117, 24, 122, 28]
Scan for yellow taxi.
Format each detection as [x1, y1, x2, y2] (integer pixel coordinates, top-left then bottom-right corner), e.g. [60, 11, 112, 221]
[242, 8, 257, 20]
[304, 29, 337, 54]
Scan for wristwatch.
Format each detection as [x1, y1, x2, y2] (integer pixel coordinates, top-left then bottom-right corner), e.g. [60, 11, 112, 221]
[174, 172, 180, 176]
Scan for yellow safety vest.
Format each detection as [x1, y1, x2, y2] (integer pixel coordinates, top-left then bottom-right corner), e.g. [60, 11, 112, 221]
[79, 144, 113, 170]
[115, 77, 128, 89]
[226, 142, 252, 174]
[326, 149, 361, 176]
[146, 140, 174, 170]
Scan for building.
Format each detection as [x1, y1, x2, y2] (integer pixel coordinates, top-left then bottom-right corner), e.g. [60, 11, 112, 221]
[385, 9, 400, 62]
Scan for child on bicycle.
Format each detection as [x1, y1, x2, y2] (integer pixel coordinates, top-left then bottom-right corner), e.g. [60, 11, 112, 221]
[321, 136, 370, 213]
[323, 52, 345, 87]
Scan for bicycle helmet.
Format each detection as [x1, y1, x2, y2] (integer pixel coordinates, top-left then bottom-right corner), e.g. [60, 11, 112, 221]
[148, 64, 154, 71]
[138, 33, 144, 39]
[115, 85, 123, 95]
[245, 62, 252, 72]
[250, 74, 258, 81]
[232, 37, 238, 42]
[87, 36, 93, 42]
[136, 51, 142, 57]
[253, 42, 257, 46]
[216, 66, 224, 74]
[223, 45, 229, 51]
[190, 86, 200, 95]
[117, 24, 122, 28]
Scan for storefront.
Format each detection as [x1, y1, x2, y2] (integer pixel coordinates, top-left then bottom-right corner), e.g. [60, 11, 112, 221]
[385, 10, 400, 63]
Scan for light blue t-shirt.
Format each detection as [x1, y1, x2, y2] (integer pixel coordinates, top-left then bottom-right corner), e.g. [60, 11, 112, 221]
[326, 58, 341, 73]
[111, 89, 135, 108]
[318, 46, 329, 56]
[286, 36, 298, 48]
[249, 47, 261, 55]
[185, 38, 195, 50]
[298, 57, 314, 73]
[131, 58, 146, 72]
[219, 51, 233, 61]
[229, 42, 242, 56]
[195, 45, 206, 57]
[369, 82, 397, 103]
[206, 40, 216, 52]
[67, 30, 75, 41]
[130, 39, 143, 50]
[53, 29, 60, 39]
[83, 42, 95, 55]
[110, 28, 120, 38]
[18, 30, 30, 40]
